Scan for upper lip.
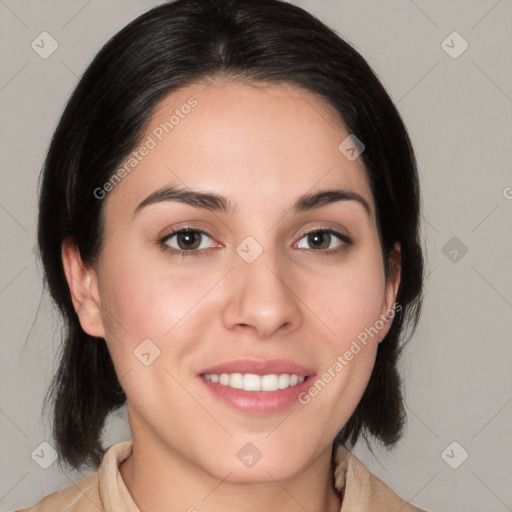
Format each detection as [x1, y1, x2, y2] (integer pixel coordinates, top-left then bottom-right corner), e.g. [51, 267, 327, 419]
[198, 358, 315, 377]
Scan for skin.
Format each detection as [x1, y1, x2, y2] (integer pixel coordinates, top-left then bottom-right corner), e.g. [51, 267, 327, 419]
[62, 79, 401, 512]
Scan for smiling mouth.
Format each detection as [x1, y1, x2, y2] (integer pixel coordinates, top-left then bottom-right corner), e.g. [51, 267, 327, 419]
[201, 373, 308, 391]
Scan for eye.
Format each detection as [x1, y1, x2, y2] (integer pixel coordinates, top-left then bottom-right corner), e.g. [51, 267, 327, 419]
[295, 229, 349, 251]
[161, 229, 215, 252]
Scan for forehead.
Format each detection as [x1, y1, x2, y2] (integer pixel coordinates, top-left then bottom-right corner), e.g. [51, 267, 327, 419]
[105, 79, 374, 219]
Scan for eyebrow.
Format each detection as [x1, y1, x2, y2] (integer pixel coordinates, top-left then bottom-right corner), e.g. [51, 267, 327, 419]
[133, 185, 371, 217]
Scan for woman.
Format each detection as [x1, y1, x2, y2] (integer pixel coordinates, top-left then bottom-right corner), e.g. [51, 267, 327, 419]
[19, 0, 426, 510]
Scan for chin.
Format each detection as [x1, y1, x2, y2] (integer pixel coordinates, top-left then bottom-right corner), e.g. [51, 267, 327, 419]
[200, 447, 307, 485]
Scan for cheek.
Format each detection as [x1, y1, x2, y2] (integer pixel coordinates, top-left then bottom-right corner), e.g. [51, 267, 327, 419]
[302, 250, 386, 349]
[296, 261, 383, 435]
[96, 246, 225, 363]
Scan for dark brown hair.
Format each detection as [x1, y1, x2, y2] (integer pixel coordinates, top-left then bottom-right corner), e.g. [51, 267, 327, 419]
[38, 0, 424, 470]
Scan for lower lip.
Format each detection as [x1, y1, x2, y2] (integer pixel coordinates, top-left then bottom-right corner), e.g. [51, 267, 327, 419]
[199, 375, 316, 415]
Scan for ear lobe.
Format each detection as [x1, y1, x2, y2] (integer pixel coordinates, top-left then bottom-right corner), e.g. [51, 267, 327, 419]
[61, 237, 105, 339]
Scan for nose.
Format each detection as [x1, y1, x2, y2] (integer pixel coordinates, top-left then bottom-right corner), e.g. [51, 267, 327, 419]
[221, 249, 303, 339]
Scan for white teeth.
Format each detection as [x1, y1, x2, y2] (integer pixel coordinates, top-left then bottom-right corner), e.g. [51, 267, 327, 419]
[230, 373, 243, 389]
[243, 373, 261, 391]
[261, 374, 279, 391]
[278, 374, 289, 389]
[202, 373, 306, 391]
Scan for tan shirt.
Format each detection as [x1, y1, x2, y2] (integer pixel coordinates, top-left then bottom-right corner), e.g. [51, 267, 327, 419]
[17, 441, 427, 511]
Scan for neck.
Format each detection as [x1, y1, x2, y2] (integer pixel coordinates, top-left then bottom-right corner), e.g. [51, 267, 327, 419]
[119, 438, 342, 512]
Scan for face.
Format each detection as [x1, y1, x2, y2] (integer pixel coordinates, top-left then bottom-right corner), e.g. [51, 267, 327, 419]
[65, 79, 400, 483]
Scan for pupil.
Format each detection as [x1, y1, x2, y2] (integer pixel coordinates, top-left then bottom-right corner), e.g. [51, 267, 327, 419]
[308, 231, 330, 249]
[178, 231, 200, 250]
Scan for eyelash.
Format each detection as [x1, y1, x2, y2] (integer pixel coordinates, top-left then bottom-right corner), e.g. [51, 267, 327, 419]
[157, 227, 216, 258]
[157, 226, 352, 258]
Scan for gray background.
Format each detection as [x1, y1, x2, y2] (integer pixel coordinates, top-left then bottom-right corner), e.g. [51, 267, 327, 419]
[1, 1, 511, 510]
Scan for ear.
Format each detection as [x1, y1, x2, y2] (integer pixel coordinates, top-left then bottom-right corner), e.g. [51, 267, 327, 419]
[61, 237, 105, 339]
[379, 242, 402, 339]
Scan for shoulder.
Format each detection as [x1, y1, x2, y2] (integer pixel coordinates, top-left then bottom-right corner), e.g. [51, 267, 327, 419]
[14, 441, 134, 512]
[333, 444, 429, 512]
[14, 473, 100, 512]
